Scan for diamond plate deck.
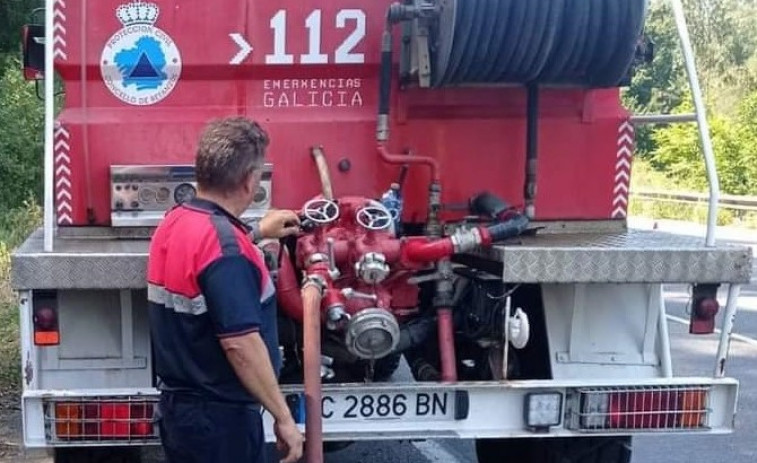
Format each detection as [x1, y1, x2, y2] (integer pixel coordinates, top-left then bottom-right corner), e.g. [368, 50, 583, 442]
[11, 228, 150, 290]
[10, 227, 754, 290]
[469, 229, 753, 284]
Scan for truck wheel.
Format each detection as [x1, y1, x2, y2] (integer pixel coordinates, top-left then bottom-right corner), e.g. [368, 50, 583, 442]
[475, 436, 632, 463]
[53, 447, 142, 463]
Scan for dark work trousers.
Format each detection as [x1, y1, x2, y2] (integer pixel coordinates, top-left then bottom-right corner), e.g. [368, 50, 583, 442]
[156, 392, 266, 463]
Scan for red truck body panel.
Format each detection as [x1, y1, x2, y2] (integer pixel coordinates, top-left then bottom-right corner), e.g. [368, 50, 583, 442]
[51, 0, 631, 226]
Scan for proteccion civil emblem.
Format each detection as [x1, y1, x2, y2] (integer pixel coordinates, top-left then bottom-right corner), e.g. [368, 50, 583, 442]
[100, 1, 182, 106]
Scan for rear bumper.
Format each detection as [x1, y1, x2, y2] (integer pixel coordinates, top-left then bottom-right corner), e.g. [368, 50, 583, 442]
[21, 377, 739, 447]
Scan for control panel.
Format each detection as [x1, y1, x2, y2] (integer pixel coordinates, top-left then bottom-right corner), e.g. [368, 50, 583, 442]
[110, 164, 272, 227]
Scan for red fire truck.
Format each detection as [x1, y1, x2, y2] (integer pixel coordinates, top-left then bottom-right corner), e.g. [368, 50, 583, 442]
[12, 0, 753, 462]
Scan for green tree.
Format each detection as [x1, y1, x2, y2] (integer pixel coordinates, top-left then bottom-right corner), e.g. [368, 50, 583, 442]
[0, 56, 44, 210]
[651, 93, 757, 195]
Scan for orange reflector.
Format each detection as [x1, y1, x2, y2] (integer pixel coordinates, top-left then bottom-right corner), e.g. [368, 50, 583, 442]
[55, 403, 82, 437]
[679, 389, 708, 427]
[34, 331, 60, 346]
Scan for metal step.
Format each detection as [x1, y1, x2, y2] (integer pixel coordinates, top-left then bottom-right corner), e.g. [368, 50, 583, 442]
[461, 229, 753, 284]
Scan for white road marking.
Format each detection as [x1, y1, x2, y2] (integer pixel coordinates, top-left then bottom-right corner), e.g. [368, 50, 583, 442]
[413, 440, 462, 462]
[666, 314, 757, 347]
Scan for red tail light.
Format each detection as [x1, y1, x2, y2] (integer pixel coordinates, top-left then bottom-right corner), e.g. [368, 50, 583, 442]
[574, 386, 709, 431]
[608, 390, 706, 429]
[51, 400, 156, 441]
[690, 284, 720, 335]
[33, 306, 60, 346]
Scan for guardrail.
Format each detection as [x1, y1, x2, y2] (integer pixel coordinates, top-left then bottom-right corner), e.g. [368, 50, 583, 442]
[632, 190, 757, 212]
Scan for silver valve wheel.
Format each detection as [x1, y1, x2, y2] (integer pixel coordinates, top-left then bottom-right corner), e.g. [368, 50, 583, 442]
[303, 198, 340, 224]
[356, 205, 393, 231]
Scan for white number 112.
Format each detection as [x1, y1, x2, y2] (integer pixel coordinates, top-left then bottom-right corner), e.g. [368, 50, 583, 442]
[266, 9, 366, 65]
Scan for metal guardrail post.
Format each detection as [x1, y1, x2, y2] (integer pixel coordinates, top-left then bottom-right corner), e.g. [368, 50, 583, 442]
[670, 0, 720, 247]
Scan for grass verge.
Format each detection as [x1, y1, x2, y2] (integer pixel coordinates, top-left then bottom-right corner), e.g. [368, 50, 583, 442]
[630, 159, 757, 229]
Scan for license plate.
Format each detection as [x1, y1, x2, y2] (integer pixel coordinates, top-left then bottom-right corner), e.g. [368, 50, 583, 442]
[287, 390, 458, 422]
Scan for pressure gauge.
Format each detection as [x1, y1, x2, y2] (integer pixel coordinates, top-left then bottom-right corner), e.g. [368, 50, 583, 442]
[173, 183, 196, 205]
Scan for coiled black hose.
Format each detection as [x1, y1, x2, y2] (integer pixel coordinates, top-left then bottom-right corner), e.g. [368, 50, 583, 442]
[430, 0, 648, 87]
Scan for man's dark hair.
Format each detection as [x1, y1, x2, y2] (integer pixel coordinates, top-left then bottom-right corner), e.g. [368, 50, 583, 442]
[195, 117, 269, 194]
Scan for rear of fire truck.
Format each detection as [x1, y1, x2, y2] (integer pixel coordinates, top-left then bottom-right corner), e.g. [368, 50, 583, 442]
[11, 0, 753, 462]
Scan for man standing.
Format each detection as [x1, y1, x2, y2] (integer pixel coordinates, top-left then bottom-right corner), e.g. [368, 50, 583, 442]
[147, 117, 304, 463]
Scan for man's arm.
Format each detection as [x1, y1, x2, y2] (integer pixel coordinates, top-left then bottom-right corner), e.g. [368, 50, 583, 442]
[219, 331, 291, 422]
[198, 251, 303, 462]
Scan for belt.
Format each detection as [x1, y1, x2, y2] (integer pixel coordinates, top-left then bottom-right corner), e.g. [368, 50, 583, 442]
[161, 390, 262, 411]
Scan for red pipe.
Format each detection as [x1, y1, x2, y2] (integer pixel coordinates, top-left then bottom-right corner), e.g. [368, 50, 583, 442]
[275, 248, 304, 322]
[377, 144, 440, 182]
[302, 284, 324, 463]
[437, 308, 457, 382]
[402, 238, 455, 264]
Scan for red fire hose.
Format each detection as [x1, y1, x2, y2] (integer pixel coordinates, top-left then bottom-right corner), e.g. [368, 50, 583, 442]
[302, 283, 324, 463]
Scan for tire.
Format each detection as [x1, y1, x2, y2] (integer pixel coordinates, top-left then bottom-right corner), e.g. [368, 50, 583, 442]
[475, 436, 632, 463]
[54, 446, 142, 463]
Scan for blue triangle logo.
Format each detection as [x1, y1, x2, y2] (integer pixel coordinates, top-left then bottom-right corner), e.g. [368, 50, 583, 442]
[129, 52, 160, 79]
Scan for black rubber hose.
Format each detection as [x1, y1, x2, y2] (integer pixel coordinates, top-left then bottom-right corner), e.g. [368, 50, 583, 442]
[478, 0, 512, 81]
[486, 214, 530, 242]
[592, 0, 648, 86]
[524, 0, 565, 82]
[504, 0, 540, 82]
[440, 0, 475, 85]
[469, 191, 510, 219]
[378, 30, 392, 119]
[576, 0, 605, 80]
[462, 0, 501, 82]
[539, 0, 587, 82]
[491, 0, 528, 81]
[431, 0, 648, 87]
[587, 0, 620, 81]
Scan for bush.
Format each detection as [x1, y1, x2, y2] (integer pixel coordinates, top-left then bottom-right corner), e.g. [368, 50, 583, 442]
[0, 57, 44, 210]
[0, 201, 42, 397]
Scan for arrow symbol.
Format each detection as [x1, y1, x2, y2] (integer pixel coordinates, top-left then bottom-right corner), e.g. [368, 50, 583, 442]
[53, 49, 68, 60]
[56, 165, 71, 176]
[611, 206, 627, 218]
[54, 0, 67, 8]
[617, 133, 634, 146]
[617, 145, 632, 157]
[57, 202, 73, 213]
[55, 126, 70, 138]
[613, 183, 629, 194]
[618, 121, 633, 134]
[53, 24, 67, 37]
[613, 195, 628, 206]
[229, 33, 253, 65]
[615, 171, 630, 182]
[615, 158, 631, 170]
[54, 9, 66, 22]
[57, 190, 72, 201]
[54, 140, 70, 151]
[56, 177, 71, 189]
[55, 153, 71, 164]
[58, 213, 73, 224]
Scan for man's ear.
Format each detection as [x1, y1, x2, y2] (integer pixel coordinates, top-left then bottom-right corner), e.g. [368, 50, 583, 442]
[243, 170, 256, 195]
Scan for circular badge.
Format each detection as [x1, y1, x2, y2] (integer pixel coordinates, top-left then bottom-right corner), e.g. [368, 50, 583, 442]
[100, 24, 182, 106]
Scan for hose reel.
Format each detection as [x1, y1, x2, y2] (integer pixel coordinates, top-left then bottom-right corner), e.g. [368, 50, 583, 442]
[400, 0, 649, 88]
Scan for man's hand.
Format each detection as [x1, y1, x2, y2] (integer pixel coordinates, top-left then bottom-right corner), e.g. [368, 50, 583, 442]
[274, 417, 304, 463]
[259, 210, 301, 239]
